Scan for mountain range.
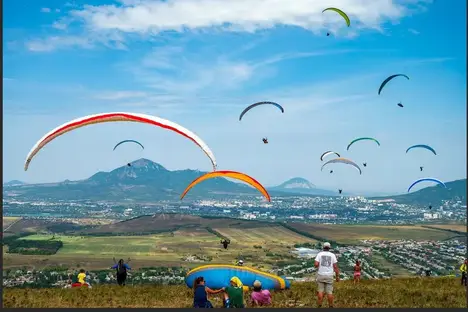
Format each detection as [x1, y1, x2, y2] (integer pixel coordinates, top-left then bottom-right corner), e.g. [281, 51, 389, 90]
[3, 158, 466, 205]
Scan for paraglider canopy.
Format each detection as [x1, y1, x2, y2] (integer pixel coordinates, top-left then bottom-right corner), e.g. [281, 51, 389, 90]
[321, 157, 362, 175]
[320, 151, 341, 161]
[113, 139, 144, 151]
[322, 8, 351, 27]
[407, 178, 446, 193]
[239, 101, 284, 121]
[378, 74, 409, 95]
[406, 144, 437, 156]
[347, 137, 380, 151]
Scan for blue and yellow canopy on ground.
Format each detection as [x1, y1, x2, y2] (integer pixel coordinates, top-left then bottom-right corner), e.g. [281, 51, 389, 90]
[185, 264, 291, 290]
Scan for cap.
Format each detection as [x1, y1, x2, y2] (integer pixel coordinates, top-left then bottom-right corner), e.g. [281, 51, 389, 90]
[323, 242, 331, 248]
[238, 260, 244, 263]
[253, 280, 262, 288]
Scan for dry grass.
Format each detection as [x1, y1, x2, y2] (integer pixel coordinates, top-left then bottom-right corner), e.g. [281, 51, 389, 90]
[3, 277, 466, 308]
[424, 224, 467, 233]
[290, 224, 458, 243]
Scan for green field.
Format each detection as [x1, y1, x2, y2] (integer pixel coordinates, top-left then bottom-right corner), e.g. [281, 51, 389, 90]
[3, 217, 21, 229]
[5, 225, 315, 270]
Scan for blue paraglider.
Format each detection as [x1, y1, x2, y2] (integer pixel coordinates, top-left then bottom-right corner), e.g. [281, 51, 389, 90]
[185, 264, 290, 290]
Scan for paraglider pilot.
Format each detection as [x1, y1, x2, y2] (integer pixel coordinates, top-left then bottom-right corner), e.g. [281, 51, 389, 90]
[111, 259, 132, 286]
[262, 138, 268, 144]
[420, 166, 424, 172]
[338, 189, 342, 194]
[363, 163, 367, 167]
[221, 239, 230, 250]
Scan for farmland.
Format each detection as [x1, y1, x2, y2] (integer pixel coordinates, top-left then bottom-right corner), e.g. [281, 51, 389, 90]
[288, 223, 459, 243]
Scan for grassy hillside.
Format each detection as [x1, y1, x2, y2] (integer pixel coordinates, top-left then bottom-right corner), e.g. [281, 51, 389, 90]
[3, 278, 465, 308]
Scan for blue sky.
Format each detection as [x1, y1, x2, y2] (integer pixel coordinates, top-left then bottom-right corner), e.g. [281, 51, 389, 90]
[3, 0, 466, 195]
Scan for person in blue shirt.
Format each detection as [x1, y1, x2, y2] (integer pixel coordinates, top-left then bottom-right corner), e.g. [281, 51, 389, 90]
[111, 259, 131, 286]
[193, 276, 223, 308]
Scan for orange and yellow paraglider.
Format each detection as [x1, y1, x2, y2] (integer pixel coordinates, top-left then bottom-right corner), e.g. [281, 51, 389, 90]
[180, 171, 270, 202]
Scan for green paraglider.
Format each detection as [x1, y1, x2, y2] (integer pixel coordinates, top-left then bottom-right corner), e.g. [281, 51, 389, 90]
[347, 137, 380, 151]
[322, 8, 351, 27]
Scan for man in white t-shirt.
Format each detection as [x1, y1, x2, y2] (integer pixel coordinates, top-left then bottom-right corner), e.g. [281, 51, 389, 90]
[314, 242, 340, 308]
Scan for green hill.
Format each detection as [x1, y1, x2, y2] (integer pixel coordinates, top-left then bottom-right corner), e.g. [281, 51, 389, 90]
[372, 179, 466, 206]
[3, 278, 465, 308]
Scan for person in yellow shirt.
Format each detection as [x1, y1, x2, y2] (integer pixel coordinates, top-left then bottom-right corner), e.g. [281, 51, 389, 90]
[460, 259, 467, 286]
[77, 269, 87, 285]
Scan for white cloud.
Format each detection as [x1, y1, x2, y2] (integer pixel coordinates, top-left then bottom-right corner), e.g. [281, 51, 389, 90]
[55, 9, 61, 13]
[94, 91, 148, 100]
[41, 8, 51, 13]
[408, 28, 420, 35]
[26, 32, 127, 52]
[3, 77, 15, 81]
[28, 0, 432, 52]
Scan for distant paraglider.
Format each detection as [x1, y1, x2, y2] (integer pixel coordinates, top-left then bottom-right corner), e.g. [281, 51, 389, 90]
[127, 163, 131, 167]
[347, 137, 380, 151]
[330, 170, 334, 174]
[239, 101, 284, 121]
[407, 178, 446, 193]
[322, 8, 351, 27]
[406, 144, 437, 156]
[262, 138, 269, 144]
[363, 162, 367, 167]
[113, 140, 144, 151]
[321, 157, 362, 175]
[338, 189, 343, 194]
[378, 74, 409, 95]
[320, 151, 341, 161]
[420, 166, 424, 172]
[397, 102, 404, 108]
[221, 239, 230, 249]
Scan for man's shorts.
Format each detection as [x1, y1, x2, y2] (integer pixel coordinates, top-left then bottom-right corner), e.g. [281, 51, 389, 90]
[316, 274, 334, 294]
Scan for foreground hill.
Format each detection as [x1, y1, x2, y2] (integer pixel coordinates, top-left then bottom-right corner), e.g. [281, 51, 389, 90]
[3, 278, 465, 308]
[373, 179, 467, 205]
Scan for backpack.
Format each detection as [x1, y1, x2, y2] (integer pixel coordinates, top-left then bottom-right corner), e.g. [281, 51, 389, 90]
[117, 262, 127, 275]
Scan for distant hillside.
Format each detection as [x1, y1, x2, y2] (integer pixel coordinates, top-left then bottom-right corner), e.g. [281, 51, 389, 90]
[3, 159, 284, 202]
[372, 179, 466, 206]
[3, 180, 27, 187]
[269, 177, 335, 196]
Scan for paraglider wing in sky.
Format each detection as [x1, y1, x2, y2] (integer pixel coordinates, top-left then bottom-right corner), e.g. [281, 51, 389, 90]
[113, 139, 144, 151]
[320, 151, 341, 161]
[347, 137, 380, 151]
[407, 178, 446, 193]
[322, 8, 351, 27]
[24, 112, 217, 172]
[239, 101, 284, 121]
[406, 144, 437, 156]
[321, 157, 362, 175]
[378, 74, 409, 95]
[180, 170, 270, 202]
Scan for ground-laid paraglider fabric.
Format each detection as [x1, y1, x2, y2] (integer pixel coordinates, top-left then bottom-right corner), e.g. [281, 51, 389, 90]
[185, 265, 290, 290]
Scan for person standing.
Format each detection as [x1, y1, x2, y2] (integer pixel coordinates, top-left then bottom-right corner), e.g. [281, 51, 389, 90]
[353, 260, 361, 284]
[460, 259, 467, 286]
[314, 242, 340, 308]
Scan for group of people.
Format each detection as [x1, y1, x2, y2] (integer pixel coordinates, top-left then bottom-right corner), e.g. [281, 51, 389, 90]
[193, 276, 272, 308]
[70, 259, 132, 288]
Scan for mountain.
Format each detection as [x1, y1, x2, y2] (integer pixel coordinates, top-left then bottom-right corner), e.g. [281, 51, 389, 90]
[269, 177, 336, 196]
[3, 180, 27, 187]
[2, 159, 275, 202]
[371, 179, 466, 206]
